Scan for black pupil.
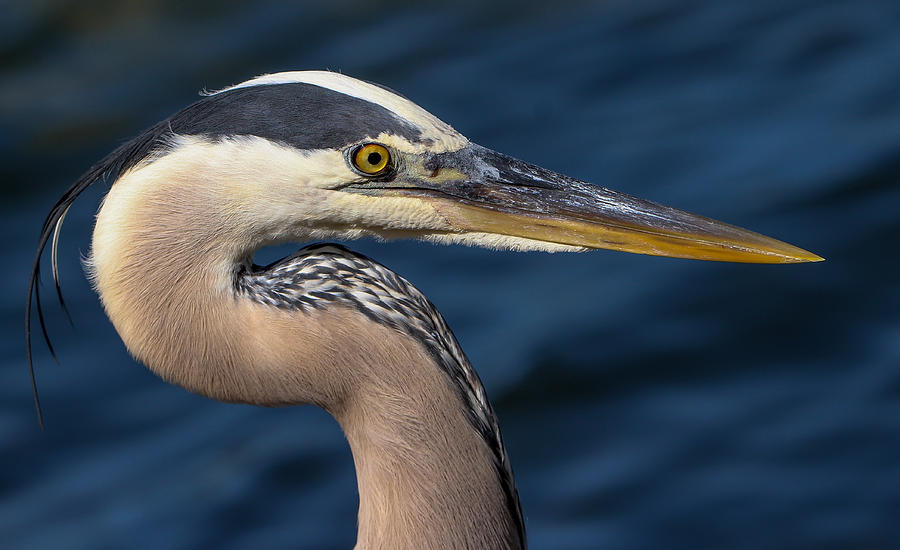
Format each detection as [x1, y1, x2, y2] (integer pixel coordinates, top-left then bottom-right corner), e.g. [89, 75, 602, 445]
[366, 151, 383, 166]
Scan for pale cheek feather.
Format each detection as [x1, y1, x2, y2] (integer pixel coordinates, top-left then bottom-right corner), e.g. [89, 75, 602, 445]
[426, 232, 587, 253]
[93, 132, 581, 281]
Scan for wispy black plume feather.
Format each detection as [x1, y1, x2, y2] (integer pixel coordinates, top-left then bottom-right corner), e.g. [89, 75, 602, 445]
[25, 115, 177, 430]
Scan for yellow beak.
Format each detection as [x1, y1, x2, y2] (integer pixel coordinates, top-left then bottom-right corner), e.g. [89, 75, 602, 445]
[379, 145, 822, 263]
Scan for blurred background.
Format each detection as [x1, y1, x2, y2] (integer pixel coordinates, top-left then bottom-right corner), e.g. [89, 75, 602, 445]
[2, 1, 899, 549]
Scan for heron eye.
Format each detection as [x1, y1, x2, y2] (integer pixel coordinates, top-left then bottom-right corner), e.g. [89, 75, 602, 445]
[353, 143, 391, 175]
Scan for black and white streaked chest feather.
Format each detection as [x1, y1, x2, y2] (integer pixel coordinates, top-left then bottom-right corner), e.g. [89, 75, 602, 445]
[235, 243, 524, 542]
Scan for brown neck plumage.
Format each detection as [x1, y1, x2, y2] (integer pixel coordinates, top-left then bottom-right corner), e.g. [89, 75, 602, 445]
[90, 164, 522, 549]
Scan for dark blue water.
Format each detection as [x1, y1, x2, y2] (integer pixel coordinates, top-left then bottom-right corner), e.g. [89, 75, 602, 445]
[3, 1, 899, 549]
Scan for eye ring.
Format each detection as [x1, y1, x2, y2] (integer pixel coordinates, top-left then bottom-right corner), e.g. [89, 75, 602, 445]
[352, 143, 392, 176]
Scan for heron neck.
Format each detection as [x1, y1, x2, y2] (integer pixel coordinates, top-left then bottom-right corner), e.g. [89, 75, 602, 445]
[332, 340, 522, 550]
[90, 149, 523, 548]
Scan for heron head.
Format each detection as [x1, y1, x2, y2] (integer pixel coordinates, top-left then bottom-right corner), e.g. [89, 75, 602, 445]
[173, 71, 817, 263]
[27, 70, 824, 427]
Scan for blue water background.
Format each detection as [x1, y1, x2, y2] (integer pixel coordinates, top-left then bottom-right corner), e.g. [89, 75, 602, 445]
[2, 1, 899, 549]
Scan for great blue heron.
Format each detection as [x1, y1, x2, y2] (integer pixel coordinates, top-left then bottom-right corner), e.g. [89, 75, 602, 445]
[26, 71, 821, 549]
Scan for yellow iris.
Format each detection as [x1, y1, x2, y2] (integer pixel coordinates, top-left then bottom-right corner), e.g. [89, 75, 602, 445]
[353, 143, 390, 175]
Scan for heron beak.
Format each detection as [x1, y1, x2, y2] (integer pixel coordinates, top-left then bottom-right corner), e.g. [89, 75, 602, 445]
[389, 145, 822, 263]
